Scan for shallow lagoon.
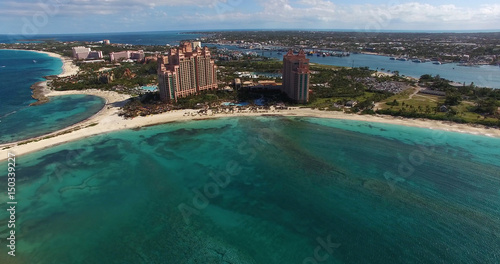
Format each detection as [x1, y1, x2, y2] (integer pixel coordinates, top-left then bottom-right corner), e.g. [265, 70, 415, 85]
[1, 117, 499, 263]
[0, 50, 106, 144]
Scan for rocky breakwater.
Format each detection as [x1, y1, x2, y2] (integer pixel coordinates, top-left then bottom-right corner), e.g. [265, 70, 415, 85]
[29, 75, 58, 106]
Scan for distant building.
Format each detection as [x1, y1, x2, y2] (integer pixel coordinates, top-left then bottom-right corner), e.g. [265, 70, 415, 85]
[72, 46, 103, 60]
[157, 42, 218, 102]
[110, 50, 145, 62]
[103, 39, 111, 45]
[282, 50, 310, 103]
[88, 51, 103, 60]
[72, 46, 90, 60]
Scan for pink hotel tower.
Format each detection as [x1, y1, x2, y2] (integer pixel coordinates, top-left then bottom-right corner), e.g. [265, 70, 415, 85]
[157, 42, 218, 102]
[282, 50, 311, 103]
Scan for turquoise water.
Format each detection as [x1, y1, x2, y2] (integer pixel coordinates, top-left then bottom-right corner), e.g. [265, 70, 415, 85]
[1, 117, 499, 263]
[141, 85, 158, 91]
[0, 94, 105, 143]
[0, 50, 105, 143]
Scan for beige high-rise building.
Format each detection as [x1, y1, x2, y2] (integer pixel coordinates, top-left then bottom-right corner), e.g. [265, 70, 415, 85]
[282, 50, 310, 103]
[157, 42, 218, 102]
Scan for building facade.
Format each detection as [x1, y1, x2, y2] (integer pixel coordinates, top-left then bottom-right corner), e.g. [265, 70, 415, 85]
[157, 42, 218, 102]
[282, 50, 310, 103]
[110, 50, 145, 62]
[72, 46, 103, 60]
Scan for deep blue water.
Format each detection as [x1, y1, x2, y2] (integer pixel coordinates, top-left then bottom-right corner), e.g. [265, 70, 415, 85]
[0, 49, 62, 117]
[0, 31, 204, 46]
[0, 50, 105, 143]
[0, 116, 499, 263]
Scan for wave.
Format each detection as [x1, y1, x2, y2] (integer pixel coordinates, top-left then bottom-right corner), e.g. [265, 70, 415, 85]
[0, 105, 29, 119]
[0, 110, 17, 119]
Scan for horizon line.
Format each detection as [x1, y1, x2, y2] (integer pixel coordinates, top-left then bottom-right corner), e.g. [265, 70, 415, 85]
[2, 28, 500, 36]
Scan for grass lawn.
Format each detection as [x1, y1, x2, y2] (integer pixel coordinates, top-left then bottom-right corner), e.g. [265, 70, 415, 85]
[307, 92, 377, 109]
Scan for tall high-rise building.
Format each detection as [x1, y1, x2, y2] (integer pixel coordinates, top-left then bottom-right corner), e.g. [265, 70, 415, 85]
[157, 42, 218, 102]
[282, 50, 310, 103]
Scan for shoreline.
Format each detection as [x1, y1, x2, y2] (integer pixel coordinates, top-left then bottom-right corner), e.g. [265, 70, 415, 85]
[30, 50, 80, 104]
[29, 50, 80, 77]
[1, 49, 80, 105]
[1, 91, 500, 162]
[0, 49, 79, 77]
[0, 49, 499, 162]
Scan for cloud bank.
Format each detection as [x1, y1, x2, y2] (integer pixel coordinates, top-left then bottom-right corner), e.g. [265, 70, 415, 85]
[0, 0, 499, 33]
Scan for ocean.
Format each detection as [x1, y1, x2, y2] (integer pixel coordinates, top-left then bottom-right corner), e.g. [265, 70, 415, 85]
[1, 33, 500, 263]
[0, 50, 105, 143]
[0, 117, 499, 263]
[0, 31, 204, 46]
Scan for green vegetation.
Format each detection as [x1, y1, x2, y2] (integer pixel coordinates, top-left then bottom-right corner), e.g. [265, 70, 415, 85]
[217, 59, 282, 85]
[307, 67, 396, 111]
[51, 60, 158, 94]
[377, 75, 500, 126]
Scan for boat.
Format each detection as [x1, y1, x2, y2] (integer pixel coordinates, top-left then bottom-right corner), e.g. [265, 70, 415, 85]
[397, 58, 408, 61]
[389, 57, 396, 60]
[412, 59, 422, 63]
[33, 60, 37, 63]
[433, 61, 442, 65]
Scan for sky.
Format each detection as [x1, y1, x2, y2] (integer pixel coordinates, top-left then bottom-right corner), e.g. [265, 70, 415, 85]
[0, 0, 499, 35]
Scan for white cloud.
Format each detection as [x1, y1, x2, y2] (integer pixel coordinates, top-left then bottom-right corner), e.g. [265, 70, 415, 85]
[1, 0, 499, 31]
[204, 1, 500, 30]
[0, 0, 222, 16]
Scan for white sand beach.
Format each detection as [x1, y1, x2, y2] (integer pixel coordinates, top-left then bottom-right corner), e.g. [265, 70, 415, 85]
[32, 50, 79, 77]
[1, 87, 500, 162]
[0, 49, 499, 162]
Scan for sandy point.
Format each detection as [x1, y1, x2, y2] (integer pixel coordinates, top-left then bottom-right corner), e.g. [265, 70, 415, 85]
[30, 50, 80, 77]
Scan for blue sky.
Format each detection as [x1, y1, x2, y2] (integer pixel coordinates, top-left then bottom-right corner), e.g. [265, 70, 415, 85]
[0, 0, 499, 34]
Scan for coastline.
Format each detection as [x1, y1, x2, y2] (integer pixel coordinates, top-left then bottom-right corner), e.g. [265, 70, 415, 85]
[1, 89, 499, 162]
[30, 50, 80, 77]
[1, 49, 80, 105]
[0, 49, 79, 77]
[0, 49, 499, 162]
[29, 50, 80, 104]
